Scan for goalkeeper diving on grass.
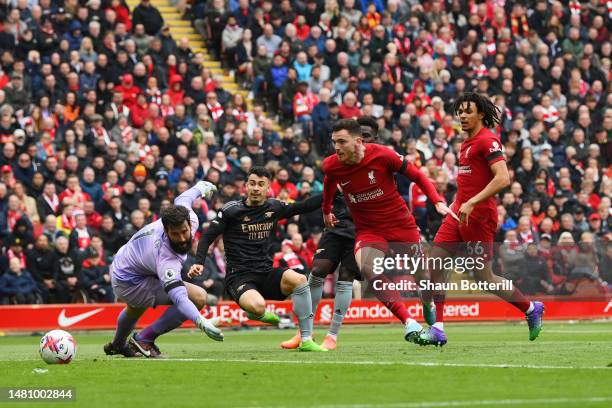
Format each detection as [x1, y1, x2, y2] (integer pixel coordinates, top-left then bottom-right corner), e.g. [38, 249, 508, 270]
[104, 181, 223, 358]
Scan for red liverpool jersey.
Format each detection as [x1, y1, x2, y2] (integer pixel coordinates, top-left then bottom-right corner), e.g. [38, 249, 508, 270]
[322, 144, 442, 232]
[456, 127, 505, 213]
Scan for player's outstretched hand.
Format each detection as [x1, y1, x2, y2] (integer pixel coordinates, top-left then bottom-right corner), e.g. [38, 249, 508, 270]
[435, 202, 460, 222]
[323, 212, 339, 228]
[187, 264, 204, 279]
[195, 181, 218, 199]
[457, 200, 475, 225]
[196, 316, 224, 341]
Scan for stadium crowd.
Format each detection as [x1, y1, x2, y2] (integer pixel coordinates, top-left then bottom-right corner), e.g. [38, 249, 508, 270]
[0, 0, 610, 304]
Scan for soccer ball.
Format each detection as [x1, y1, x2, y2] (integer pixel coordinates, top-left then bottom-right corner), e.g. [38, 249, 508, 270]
[39, 330, 77, 364]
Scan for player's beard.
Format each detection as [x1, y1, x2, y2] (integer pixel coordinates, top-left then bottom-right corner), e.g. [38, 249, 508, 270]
[169, 236, 192, 255]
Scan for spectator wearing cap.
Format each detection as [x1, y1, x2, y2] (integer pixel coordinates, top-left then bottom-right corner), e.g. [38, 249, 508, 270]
[588, 213, 604, 236]
[266, 141, 290, 167]
[1, 233, 28, 271]
[114, 74, 141, 111]
[293, 81, 318, 139]
[4, 73, 30, 112]
[288, 156, 304, 184]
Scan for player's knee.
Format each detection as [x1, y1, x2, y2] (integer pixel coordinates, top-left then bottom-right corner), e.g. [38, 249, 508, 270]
[192, 289, 207, 310]
[310, 266, 329, 278]
[338, 267, 355, 282]
[250, 298, 267, 316]
[294, 273, 307, 287]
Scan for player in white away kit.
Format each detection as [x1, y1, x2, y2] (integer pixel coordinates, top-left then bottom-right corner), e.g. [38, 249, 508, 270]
[104, 181, 223, 358]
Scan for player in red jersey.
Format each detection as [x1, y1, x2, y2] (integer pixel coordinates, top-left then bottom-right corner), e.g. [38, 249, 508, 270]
[419, 93, 544, 346]
[322, 119, 458, 343]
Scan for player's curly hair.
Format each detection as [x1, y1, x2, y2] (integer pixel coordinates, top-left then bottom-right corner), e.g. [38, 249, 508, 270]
[453, 92, 501, 129]
[357, 116, 379, 142]
[161, 205, 190, 229]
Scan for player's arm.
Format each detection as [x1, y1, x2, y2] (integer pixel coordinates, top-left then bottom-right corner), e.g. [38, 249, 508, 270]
[458, 159, 510, 224]
[174, 181, 217, 209]
[276, 194, 323, 219]
[157, 256, 223, 341]
[322, 171, 339, 228]
[391, 151, 459, 221]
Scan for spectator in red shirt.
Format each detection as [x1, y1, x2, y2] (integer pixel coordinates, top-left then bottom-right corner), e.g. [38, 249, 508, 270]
[114, 74, 141, 110]
[293, 81, 318, 139]
[59, 175, 92, 209]
[270, 168, 298, 200]
[338, 91, 362, 119]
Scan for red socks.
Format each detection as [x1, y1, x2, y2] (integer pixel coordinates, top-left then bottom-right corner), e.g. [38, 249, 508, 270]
[508, 288, 531, 313]
[369, 275, 410, 324]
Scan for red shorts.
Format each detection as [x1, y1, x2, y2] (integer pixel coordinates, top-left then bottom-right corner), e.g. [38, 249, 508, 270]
[434, 204, 497, 258]
[355, 227, 421, 255]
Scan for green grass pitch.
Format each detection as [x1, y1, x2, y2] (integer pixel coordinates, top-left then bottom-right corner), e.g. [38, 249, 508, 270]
[1, 322, 612, 408]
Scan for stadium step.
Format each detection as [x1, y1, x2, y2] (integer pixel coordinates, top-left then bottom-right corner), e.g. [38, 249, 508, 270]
[128, 0, 284, 135]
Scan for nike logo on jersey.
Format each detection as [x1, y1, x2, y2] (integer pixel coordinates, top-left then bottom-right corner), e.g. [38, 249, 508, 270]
[340, 181, 350, 186]
[58, 308, 104, 327]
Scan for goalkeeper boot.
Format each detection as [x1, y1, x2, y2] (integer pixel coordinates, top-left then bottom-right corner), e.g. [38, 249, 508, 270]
[104, 341, 141, 358]
[526, 301, 545, 341]
[404, 319, 424, 344]
[298, 339, 327, 352]
[417, 326, 447, 347]
[280, 330, 301, 349]
[129, 333, 163, 358]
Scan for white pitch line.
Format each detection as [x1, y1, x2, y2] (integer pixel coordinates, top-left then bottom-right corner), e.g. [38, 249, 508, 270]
[545, 330, 612, 334]
[239, 397, 612, 408]
[123, 357, 612, 370]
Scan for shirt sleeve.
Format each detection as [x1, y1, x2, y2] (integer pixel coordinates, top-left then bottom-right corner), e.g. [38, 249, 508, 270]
[173, 186, 203, 236]
[275, 195, 323, 219]
[156, 250, 185, 293]
[322, 159, 338, 215]
[481, 135, 505, 165]
[381, 146, 444, 204]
